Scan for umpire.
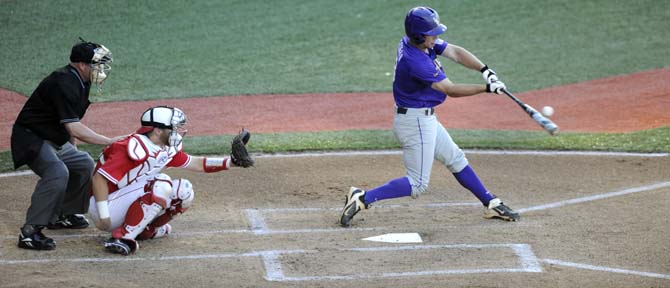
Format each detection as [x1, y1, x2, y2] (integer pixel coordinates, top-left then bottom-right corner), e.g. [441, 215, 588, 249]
[11, 40, 125, 250]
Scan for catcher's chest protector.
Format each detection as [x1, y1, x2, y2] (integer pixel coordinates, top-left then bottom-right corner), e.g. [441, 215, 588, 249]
[99, 134, 187, 189]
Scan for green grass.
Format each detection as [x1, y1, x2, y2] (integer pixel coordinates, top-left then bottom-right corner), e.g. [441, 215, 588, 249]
[1, 0, 667, 164]
[1, 0, 669, 101]
[2, 127, 668, 173]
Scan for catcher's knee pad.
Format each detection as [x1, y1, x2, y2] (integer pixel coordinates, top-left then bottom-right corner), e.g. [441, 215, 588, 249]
[147, 173, 173, 208]
[112, 192, 165, 240]
[411, 183, 429, 199]
[171, 178, 194, 209]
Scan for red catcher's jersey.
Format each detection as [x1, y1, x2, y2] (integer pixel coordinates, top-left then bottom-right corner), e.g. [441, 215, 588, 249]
[95, 134, 191, 193]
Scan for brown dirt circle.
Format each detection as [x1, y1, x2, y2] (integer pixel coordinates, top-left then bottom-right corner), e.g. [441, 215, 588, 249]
[1, 68, 669, 150]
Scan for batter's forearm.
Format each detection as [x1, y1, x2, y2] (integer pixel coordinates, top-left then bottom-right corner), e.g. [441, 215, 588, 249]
[438, 83, 487, 97]
[444, 44, 485, 71]
[456, 48, 485, 71]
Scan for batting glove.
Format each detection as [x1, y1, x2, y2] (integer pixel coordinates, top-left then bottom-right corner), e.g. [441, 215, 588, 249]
[486, 80, 506, 95]
[480, 65, 499, 84]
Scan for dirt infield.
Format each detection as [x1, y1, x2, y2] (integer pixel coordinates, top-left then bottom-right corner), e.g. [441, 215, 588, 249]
[1, 68, 670, 150]
[1, 70, 669, 287]
[0, 151, 669, 287]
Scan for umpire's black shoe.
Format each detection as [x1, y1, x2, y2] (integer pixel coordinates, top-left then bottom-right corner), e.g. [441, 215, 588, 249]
[18, 225, 56, 250]
[47, 214, 89, 229]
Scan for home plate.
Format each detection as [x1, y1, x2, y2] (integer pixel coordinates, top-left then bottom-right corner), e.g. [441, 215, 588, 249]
[362, 233, 423, 243]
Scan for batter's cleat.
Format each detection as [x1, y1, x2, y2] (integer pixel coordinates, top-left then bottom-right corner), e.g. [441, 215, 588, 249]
[104, 238, 139, 256]
[484, 198, 520, 221]
[47, 214, 89, 229]
[17, 225, 56, 250]
[340, 187, 367, 227]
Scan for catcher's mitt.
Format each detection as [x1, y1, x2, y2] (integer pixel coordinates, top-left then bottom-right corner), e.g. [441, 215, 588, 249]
[230, 129, 254, 167]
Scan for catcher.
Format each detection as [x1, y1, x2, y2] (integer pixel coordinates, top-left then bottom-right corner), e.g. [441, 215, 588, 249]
[86, 105, 254, 255]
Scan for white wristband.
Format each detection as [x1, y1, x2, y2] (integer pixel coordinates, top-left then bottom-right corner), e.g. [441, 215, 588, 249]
[96, 200, 110, 219]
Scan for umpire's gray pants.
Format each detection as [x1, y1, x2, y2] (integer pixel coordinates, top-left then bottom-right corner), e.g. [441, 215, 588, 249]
[24, 141, 94, 226]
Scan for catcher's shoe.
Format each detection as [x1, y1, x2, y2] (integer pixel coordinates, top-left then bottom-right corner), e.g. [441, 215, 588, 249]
[484, 198, 520, 221]
[153, 224, 172, 239]
[47, 214, 89, 229]
[104, 238, 139, 256]
[340, 187, 367, 227]
[18, 225, 56, 250]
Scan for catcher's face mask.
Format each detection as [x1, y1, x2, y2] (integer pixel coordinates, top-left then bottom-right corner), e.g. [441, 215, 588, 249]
[168, 108, 188, 147]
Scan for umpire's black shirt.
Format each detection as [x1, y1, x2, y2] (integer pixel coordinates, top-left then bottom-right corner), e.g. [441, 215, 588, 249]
[15, 64, 92, 145]
[12, 65, 91, 168]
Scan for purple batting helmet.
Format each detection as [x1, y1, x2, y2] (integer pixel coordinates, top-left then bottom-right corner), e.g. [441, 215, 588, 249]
[404, 7, 447, 44]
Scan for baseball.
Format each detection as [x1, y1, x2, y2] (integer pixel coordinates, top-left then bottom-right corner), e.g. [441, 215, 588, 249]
[542, 106, 554, 117]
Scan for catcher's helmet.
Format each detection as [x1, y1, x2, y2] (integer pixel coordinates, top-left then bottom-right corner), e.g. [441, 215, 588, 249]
[137, 106, 187, 147]
[404, 7, 447, 44]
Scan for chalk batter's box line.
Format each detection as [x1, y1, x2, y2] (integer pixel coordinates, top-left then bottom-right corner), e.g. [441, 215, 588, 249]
[262, 243, 542, 282]
[244, 202, 481, 235]
[0, 243, 542, 282]
[2, 178, 667, 240]
[243, 179, 670, 234]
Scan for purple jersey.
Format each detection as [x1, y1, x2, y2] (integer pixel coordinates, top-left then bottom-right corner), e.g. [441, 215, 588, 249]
[392, 36, 448, 108]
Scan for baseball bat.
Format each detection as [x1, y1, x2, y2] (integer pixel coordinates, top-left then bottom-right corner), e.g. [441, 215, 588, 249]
[501, 88, 559, 135]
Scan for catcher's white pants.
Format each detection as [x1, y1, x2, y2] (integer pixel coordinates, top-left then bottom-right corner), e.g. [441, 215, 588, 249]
[87, 180, 147, 232]
[393, 107, 469, 197]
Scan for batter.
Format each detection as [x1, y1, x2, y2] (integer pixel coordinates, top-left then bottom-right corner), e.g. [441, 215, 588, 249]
[340, 6, 519, 226]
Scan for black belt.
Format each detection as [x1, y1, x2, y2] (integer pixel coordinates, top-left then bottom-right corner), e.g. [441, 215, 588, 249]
[396, 107, 435, 115]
